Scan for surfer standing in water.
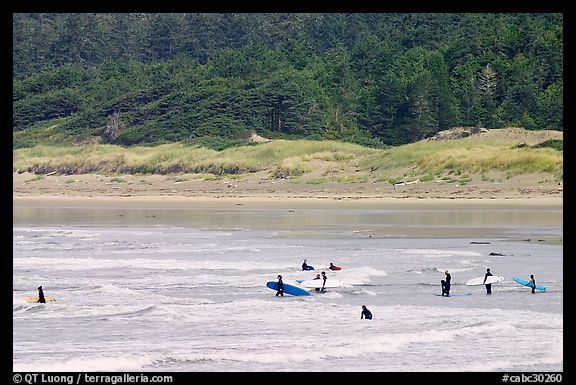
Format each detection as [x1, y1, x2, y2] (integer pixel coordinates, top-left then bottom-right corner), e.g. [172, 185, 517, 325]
[275, 275, 284, 297]
[529, 274, 536, 293]
[483, 268, 493, 294]
[37, 286, 46, 303]
[320, 271, 327, 292]
[441, 270, 451, 296]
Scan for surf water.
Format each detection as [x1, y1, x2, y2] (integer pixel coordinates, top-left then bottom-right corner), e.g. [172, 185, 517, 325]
[13, 207, 563, 372]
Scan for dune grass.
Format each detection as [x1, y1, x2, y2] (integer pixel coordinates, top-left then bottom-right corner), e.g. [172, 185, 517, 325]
[13, 134, 563, 182]
[362, 136, 563, 182]
[13, 140, 376, 176]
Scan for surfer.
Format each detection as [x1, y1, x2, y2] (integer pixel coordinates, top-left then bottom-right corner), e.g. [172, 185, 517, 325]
[361, 305, 372, 320]
[302, 259, 309, 271]
[529, 274, 536, 294]
[313, 273, 321, 292]
[275, 275, 284, 297]
[329, 262, 340, 271]
[441, 270, 451, 296]
[320, 271, 327, 292]
[37, 286, 46, 303]
[483, 268, 493, 294]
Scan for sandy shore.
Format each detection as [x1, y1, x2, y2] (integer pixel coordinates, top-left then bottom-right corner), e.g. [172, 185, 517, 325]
[13, 171, 563, 209]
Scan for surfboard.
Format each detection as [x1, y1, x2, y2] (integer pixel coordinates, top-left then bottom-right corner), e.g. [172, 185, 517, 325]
[328, 266, 342, 271]
[302, 265, 314, 271]
[433, 293, 472, 297]
[466, 275, 505, 286]
[512, 277, 547, 291]
[266, 281, 310, 296]
[22, 296, 56, 303]
[299, 279, 342, 289]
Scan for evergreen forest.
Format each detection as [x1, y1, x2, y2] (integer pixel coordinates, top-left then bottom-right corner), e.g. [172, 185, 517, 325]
[13, 13, 563, 149]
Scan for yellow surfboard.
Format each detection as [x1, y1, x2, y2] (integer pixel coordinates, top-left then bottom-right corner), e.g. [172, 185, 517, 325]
[22, 296, 56, 303]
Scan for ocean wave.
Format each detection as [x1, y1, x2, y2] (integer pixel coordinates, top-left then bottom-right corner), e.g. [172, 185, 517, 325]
[13, 354, 157, 372]
[399, 249, 483, 258]
[12, 256, 295, 272]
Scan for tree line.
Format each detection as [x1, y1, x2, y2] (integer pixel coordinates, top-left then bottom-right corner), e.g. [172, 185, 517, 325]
[13, 13, 563, 148]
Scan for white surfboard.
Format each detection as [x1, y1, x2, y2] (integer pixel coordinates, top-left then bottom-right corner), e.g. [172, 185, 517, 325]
[466, 275, 505, 286]
[299, 279, 342, 289]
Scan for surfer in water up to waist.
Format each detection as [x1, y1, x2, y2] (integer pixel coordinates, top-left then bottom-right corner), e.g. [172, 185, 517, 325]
[361, 305, 372, 320]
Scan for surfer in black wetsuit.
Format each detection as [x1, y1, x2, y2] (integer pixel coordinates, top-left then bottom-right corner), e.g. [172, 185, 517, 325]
[483, 268, 493, 294]
[302, 259, 309, 271]
[441, 270, 451, 296]
[37, 286, 46, 303]
[361, 305, 372, 320]
[320, 271, 327, 292]
[529, 274, 536, 293]
[276, 275, 284, 297]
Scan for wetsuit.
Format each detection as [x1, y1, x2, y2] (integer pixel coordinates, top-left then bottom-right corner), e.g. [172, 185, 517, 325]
[361, 307, 372, 319]
[442, 274, 451, 296]
[302, 263, 308, 271]
[38, 288, 46, 303]
[484, 271, 493, 294]
[529, 277, 536, 293]
[276, 278, 284, 296]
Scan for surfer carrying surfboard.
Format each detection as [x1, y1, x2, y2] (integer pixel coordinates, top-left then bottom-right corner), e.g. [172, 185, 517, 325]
[483, 268, 493, 294]
[37, 286, 46, 303]
[320, 271, 327, 292]
[275, 275, 284, 297]
[529, 275, 536, 293]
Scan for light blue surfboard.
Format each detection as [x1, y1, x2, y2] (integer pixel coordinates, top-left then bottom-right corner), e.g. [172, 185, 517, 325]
[433, 293, 472, 297]
[512, 277, 547, 291]
[266, 281, 310, 296]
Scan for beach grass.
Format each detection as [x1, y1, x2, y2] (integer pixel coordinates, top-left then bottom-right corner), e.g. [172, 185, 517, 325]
[363, 136, 563, 182]
[13, 140, 375, 176]
[13, 132, 563, 183]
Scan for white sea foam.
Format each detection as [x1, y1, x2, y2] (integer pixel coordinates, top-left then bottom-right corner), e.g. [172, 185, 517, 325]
[14, 354, 158, 372]
[13, 218, 563, 372]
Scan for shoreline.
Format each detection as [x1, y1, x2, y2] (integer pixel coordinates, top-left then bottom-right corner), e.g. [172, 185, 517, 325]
[13, 194, 563, 210]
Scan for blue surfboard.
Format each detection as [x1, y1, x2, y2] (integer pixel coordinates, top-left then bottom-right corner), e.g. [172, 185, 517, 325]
[433, 293, 472, 297]
[512, 277, 547, 291]
[303, 265, 314, 271]
[266, 281, 310, 296]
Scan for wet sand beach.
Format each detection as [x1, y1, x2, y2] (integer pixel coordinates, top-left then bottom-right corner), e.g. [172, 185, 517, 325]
[13, 171, 563, 210]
